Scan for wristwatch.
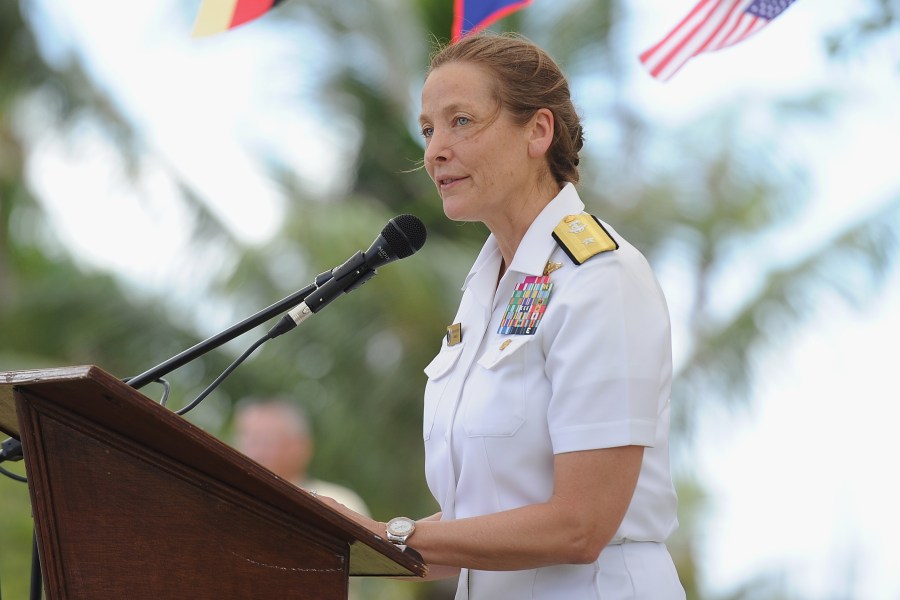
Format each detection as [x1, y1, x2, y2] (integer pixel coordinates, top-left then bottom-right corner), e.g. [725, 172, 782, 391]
[386, 516, 416, 546]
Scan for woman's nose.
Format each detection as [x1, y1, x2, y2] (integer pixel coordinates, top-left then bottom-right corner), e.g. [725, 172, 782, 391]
[424, 130, 450, 165]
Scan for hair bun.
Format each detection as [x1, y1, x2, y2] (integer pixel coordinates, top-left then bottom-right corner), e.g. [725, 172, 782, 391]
[574, 124, 585, 152]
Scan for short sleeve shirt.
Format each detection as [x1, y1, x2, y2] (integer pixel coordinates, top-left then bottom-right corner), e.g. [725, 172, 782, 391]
[421, 184, 680, 598]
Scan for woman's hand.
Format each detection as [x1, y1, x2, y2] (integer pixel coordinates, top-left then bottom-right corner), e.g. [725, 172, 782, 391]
[308, 501, 461, 581]
[310, 492, 385, 538]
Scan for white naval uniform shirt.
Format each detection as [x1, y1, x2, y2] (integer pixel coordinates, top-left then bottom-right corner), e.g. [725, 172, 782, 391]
[422, 184, 684, 599]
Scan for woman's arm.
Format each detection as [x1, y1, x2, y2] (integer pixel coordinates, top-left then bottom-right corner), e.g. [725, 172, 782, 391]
[317, 446, 642, 572]
[408, 445, 643, 570]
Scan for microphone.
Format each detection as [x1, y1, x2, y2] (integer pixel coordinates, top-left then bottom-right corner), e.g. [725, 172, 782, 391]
[268, 214, 427, 338]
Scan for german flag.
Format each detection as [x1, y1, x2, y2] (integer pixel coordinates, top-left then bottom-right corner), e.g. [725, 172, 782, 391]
[192, 0, 287, 37]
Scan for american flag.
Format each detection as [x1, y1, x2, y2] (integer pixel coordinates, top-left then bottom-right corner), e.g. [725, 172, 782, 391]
[639, 0, 797, 81]
[452, 0, 532, 42]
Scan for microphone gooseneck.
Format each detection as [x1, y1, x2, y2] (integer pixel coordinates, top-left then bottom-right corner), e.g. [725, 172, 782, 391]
[175, 214, 427, 416]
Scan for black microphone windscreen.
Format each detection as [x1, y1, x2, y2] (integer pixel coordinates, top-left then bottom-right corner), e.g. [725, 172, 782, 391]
[384, 214, 427, 259]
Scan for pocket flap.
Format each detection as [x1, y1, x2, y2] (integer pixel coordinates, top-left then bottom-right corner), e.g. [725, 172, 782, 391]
[476, 337, 532, 370]
[423, 344, 464, 379]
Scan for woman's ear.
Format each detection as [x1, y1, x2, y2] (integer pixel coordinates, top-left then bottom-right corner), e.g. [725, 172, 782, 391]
[527, 108, 555, 159]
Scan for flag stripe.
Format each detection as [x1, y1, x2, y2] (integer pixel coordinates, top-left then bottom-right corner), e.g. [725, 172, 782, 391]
[712, 10, 752, 49]
[192, 0, 284, 37]
[230, 0, 276, 28]
[638, 0, 713, 64]
[192, 0, 239, 38]
[692, 0, 744, 56]
[719, 15, 756, 47]
[646, 0, 727, 79]
[452, 0, 466, 40]
[730, 16, 766, 45]
[452, 0, 532, 42]
[642, 0, 721, 78]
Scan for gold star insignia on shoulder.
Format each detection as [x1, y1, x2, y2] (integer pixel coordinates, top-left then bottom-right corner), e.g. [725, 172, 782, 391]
[552, 213, 618, 265]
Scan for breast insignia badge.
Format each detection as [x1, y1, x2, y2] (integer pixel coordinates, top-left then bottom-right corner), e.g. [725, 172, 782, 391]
[543, 261, 563, 276]
[552, 213, 618, 265]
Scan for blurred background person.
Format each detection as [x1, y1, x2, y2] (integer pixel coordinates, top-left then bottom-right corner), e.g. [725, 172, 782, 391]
[235, 396, 432, 598]
[233, 397, 371, 518]
[234, 397, 396, 599]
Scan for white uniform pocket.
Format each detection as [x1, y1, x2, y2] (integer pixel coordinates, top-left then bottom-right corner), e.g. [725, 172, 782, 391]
[463, 337, 532, 437]
[475, 337, 531, 369]
[422, 343, 463, 441]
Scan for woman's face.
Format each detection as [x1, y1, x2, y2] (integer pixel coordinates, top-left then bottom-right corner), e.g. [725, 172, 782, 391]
[419, 61, 536, 225]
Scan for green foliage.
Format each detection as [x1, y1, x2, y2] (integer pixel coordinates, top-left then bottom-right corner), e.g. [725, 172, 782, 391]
[0, 471, 32, 600]
[826, 0, 900, 59]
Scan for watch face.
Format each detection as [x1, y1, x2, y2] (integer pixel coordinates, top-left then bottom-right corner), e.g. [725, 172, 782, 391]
[389, 517, 414, 535]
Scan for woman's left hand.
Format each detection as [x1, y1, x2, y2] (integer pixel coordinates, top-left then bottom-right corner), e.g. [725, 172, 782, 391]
[311, 492, 385, 537]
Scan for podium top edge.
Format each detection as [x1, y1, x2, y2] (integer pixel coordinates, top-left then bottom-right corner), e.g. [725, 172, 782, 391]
[1, 366, 112, 437]
[1, 365, 100, 387]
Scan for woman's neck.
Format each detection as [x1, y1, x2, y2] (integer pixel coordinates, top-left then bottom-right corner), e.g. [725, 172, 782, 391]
[488, 179, 562, 269]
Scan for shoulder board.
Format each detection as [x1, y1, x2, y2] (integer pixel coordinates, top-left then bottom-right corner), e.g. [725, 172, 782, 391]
[552, 213, 619, 265]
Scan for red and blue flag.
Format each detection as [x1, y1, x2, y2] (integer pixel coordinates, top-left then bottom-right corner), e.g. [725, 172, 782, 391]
[640, 0, 797, 81]
[452, 0, 532, 42]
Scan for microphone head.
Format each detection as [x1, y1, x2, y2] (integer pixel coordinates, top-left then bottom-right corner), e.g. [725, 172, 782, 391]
[383, 214, 427, 259]
[364, 214, 427, 270]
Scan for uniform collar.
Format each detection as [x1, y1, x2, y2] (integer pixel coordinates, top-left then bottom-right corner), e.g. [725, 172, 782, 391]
[462, 183, 586, 292]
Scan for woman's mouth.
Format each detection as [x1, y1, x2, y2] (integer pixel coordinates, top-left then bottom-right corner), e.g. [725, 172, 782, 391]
[439, 176, 468, 189]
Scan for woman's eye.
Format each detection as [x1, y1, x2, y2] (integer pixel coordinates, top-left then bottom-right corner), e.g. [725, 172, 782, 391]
[421, 126, 434, 138]
[455, 116, 470, 126]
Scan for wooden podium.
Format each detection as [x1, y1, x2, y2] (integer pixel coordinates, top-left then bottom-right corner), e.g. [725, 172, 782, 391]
[0, 366, 426, 599]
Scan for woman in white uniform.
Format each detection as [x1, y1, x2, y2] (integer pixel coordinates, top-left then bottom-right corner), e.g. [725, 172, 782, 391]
[323, 32, 686, 599]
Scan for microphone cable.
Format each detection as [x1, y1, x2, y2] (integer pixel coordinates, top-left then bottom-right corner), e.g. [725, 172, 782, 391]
[143, 214, 427, 417]
[176, 331, 272, 416]
[0, 438, 26, 483]
[121, 376, 172, 407]
[0, 465, 26, 483]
